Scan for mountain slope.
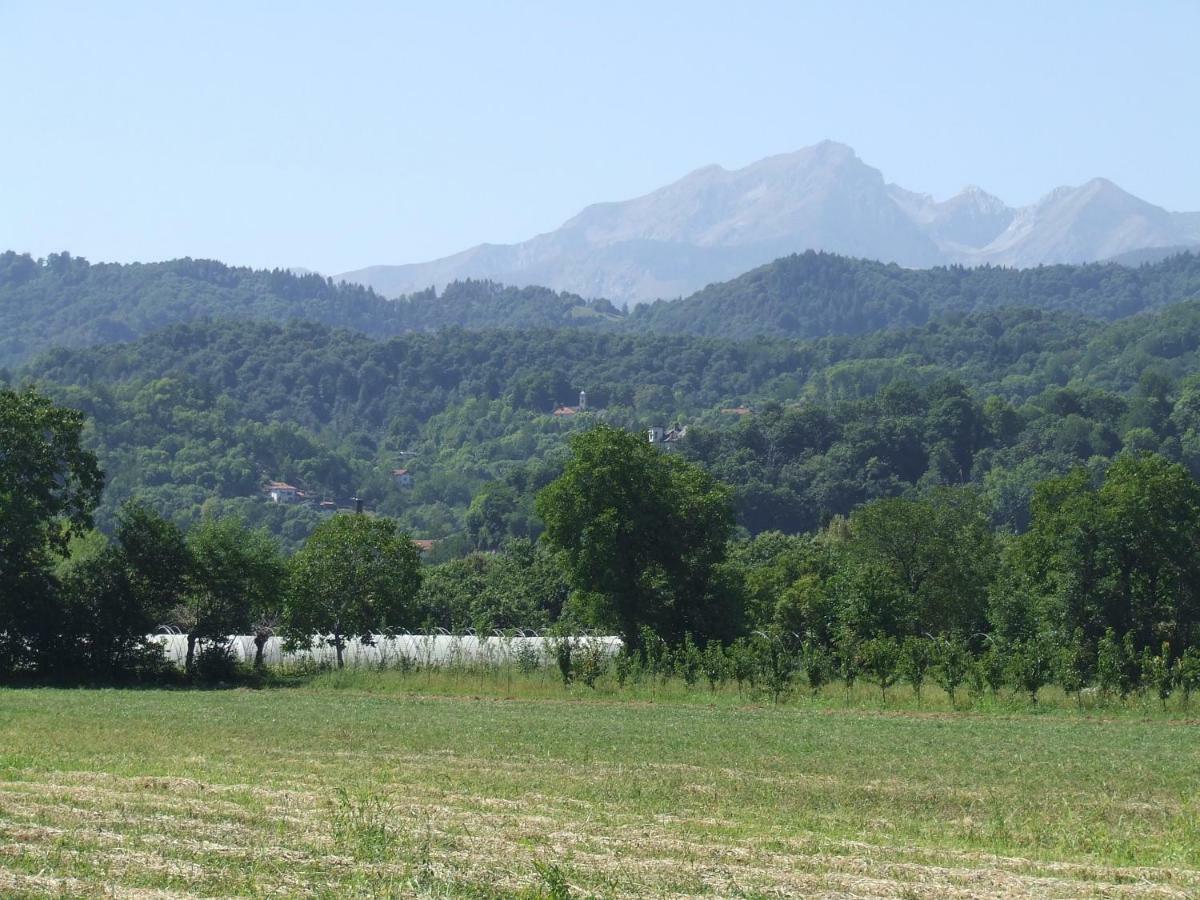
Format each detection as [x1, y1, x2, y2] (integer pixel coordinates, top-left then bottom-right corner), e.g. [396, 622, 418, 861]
[337, 143, 1200, 304]
[970, 179, 1186, 266]
[336, 142, 944, 302]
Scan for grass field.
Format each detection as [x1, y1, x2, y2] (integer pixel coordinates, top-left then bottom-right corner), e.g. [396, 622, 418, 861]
[1, 677, 1198, 898]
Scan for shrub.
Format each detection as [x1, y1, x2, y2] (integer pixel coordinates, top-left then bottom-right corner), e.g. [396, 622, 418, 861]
[728, 637, 757, 692]
[551, 635, 574, 686]
[194, 641, 239, 682]
[1058, 628, 1092, 705]
[834, 630, 860, 702]
[613, 648, 635, 688]
[1178, 647, 1200, 707]
[514, 640, 541, 675]
[1096, 629, 1124, 700]
[981, 643, 1008, 695]
[639, 626, 669, 680]
[1145, 643, 1174, 708]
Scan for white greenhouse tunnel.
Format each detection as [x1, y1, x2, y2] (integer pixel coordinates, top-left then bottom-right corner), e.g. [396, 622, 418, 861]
[149, 633, 623, 669]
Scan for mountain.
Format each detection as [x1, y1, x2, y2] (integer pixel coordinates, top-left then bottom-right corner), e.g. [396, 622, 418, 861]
[336, 142, 943, 302]
[970, 179, 1187, 266]
[337, 143, 1200, 304]
[887, 184, 1015, 251]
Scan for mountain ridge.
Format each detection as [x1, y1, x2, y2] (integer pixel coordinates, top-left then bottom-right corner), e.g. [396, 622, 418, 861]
[336, 142, 1200, 304]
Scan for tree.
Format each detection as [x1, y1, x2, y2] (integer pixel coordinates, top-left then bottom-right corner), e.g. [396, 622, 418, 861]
[537, 425, 736, 646]
[181, 518, 284, 674]
[0, 387, 104, 674]
[285, 513, 422, 668]
[842, 488, 996, 639]
[1007, 634, 1056, 705]
[801, 639, 830, 697]
[465, 482, 525, 550]
[932, 634, 971, 707]
[899, 637, 933, 706]
[59, 545, 161, 679]
[1019, 456, 1200, 655]
[860, 634, 901, 703]
[115, 502, 190, 630]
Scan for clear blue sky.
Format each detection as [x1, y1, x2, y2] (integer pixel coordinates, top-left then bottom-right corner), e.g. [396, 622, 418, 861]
[2, 1, 1197, 274]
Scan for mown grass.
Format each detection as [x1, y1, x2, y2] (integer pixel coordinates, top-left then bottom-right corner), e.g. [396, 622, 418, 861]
[303, 663, 1200, 718]
[0, 676, 1197, 897]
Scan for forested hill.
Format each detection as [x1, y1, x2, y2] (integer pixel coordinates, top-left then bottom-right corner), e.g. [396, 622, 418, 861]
[16, 298, 1200, 549]
[0, 251, 619, 367]
[5, 250, 1200, 368]
[628, 250, 1200, 339]
[6, 248, 1200, 370]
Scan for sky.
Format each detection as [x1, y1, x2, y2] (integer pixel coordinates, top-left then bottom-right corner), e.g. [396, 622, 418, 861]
[2, 1, 1198, 275]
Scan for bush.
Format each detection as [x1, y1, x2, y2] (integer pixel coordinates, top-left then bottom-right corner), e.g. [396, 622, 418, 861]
[728, 637, 757, 692]
[754, 631, 798, 705]
[1178, 647, 1200, 706]
[1145, 644, 1174, 708]
[194, 641, 239, 682]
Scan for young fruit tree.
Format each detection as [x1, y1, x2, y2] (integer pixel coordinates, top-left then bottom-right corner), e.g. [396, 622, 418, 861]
[932, 634, 972, 707]
[860, 634, 901, 703]
[285, 513, 422, 668]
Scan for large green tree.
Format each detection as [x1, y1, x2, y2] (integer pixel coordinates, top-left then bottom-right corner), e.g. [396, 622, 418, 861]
[1013, 454, 1200, 653]
[284, 513, 422, 667]
[536, 425, 737, 645]
[837, 487, 997, 639]
[180, 517, 284, 673]
[0, 387, 104, 673]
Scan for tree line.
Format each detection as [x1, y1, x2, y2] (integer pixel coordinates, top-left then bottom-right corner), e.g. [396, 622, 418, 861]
[6, 389, 1200, 708]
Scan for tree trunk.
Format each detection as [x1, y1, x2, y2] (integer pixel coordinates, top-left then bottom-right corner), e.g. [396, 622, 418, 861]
[253, 633, 267, 669]
[185, 634, 197, 674]
[334, 631, 344, 669]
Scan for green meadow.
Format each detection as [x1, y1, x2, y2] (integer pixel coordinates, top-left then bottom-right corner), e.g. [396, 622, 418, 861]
[1, 678, 1197, 898]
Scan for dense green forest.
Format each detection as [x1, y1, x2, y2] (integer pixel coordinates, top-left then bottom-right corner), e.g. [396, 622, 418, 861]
[11, 295, 1200, 550]
[0, 251, 620, 368]
[629, 250, 1200, 338]
[5, 249, 1200, 368]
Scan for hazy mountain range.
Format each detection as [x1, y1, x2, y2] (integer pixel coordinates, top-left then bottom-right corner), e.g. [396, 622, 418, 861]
[335, 141, 1200, 305]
